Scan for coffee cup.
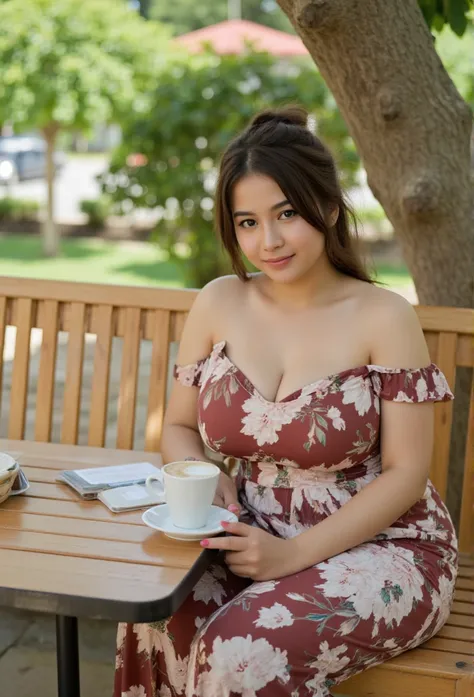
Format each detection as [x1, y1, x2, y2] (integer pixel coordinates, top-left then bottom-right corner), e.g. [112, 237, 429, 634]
[146, 461, 220, 529]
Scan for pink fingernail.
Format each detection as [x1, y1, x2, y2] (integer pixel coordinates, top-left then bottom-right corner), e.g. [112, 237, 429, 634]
[229, 505, 239, 512]
[200, 539, 209, 547]
[221, 520, 229, 527]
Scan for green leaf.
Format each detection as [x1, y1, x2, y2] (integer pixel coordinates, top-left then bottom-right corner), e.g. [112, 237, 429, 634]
[446, 0, 470, 35]
[432, 12, 447, 30]
[418, 0, 439, 25]
[316, 427, 326, 446]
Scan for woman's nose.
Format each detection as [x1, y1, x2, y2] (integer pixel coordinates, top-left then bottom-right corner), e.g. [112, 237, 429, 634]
[262, 224, 283, 251]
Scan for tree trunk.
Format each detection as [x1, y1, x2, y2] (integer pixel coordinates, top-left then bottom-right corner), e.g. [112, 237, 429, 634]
[277, 0, 473, 308]
[41, 124, 59, 257]
[276, 0, 473, 526]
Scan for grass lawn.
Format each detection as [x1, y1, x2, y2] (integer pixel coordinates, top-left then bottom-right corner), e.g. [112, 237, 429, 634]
[0, 234, 413, 292]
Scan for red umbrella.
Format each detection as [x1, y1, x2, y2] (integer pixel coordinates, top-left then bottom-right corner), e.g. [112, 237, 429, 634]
[174, 19, 308, 57]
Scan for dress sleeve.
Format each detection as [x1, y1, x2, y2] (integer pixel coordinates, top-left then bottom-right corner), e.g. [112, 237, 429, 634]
[173, 357, 207, 388]
[368, 363, 454, 403]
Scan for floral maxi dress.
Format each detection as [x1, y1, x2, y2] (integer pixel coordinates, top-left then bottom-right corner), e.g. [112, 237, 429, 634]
[115, 341, 458, 697]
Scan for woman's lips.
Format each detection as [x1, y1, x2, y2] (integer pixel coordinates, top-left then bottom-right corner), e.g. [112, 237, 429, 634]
[263, 254, 295, 268]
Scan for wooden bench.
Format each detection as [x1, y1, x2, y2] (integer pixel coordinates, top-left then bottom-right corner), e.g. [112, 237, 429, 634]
[0, 276, 472, 696]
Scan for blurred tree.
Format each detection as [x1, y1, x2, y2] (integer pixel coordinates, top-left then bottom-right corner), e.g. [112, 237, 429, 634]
[276, 0, 473, 310]
[0, 0, 170, 256]
[102, 50, 354, 287]
[148, 0, 294, 34]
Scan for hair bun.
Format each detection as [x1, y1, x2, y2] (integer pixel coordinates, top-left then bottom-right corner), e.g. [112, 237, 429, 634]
[250, 106, 308, 130]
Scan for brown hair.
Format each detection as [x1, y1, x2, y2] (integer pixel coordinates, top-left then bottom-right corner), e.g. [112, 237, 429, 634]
[215, 105, 373, 284]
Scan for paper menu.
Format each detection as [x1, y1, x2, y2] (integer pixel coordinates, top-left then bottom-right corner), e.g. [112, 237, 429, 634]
[75, 462, 161, 486]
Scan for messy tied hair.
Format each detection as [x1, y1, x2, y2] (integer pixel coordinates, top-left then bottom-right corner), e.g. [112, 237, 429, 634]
[214, 105, 373, 284]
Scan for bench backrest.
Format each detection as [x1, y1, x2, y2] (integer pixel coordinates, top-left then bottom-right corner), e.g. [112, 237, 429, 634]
[0, 277, 472, 551]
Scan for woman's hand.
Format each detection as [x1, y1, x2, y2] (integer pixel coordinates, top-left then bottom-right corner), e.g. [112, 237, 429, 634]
[201, 520, 297, 581]
[213, 471, 241, 515]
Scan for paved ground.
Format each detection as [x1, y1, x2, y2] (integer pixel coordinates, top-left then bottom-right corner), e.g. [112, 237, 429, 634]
[0, 608, 116, 696]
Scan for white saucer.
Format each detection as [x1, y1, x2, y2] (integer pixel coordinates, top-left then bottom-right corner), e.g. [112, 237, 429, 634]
[142, 504, 238, 541]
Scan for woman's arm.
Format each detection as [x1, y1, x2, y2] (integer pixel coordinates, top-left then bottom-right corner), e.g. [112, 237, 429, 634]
[290, 292, 434, 572]
[160, 278, 241, 510]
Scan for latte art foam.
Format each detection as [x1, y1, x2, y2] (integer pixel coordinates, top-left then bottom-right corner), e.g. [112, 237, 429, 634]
[164, 462, 218, 479]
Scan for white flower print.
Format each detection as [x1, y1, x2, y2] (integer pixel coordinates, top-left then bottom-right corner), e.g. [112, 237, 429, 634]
[395, 390, 412, 402]
[196, 634, 289, 696]
[316, 543, 425, 637]
[409, 515, 449, 541]
[133, 624, 154, 656]
[433, 370, 450, 399]
[244, 580, 279, 596]
[193, 568, 227, 606]
[195, 617, 206, 630]
[254, 603, 294, 629]
[116, 623, 127, 669]
[176, 363, 199, 387]
[383, 639, 398, 649]
[415, 377, 428, 401]
[327, 407, 346, 431]
[158, 686, 172, 697]
[286, 592, 307, 602]
[341, 376, 374, 416]
[240, 392, 312, 446]
[306, 640, 350, 674]
[122, 686, 146, 697]
[245, 481, 283, 516]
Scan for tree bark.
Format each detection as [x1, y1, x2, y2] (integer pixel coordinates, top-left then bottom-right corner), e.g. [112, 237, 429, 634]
[41, 124, 59, 257]
[277, 0, 473, 308]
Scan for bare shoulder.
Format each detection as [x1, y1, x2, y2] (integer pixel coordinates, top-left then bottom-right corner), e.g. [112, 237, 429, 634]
[176, 275, 247, 364]
[359, 284, 430, 368]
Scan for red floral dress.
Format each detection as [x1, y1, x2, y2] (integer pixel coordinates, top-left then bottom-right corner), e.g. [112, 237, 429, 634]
[115, 341, 457, 697]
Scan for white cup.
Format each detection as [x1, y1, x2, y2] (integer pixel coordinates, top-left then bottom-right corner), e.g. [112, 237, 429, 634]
[146, 461, 220, 529]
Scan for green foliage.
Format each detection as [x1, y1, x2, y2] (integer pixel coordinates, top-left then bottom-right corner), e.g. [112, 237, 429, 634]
[418, 0, 473, 36]
[102, 50, 358, 288]
[435, 25, 474, 107]
[0, 196, 39, 221]
[80, 196, 113, 227]
[0, 0, 171, 133]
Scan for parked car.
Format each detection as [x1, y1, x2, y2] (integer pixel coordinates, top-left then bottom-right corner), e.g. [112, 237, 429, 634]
[0, 135, 66, 185]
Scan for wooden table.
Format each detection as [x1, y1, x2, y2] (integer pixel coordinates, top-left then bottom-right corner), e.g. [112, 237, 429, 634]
[0, 440, 212, 697]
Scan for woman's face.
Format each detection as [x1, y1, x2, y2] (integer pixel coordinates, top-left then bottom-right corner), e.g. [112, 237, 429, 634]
[232, 173, 329, 284]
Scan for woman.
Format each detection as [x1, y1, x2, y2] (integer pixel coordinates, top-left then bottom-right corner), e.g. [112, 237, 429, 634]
[115, 106, 457, 697]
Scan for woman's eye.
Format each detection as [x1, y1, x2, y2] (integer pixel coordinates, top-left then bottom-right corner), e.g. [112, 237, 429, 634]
[239, 219, 257, 229]
[280, 209, 297, 220]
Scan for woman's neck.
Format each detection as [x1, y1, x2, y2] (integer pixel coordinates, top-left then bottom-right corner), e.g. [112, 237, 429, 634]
[255, 258, 349, 311]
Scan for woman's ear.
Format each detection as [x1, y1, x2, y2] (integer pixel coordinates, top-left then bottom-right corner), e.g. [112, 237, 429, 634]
[327, 204, 339, 227]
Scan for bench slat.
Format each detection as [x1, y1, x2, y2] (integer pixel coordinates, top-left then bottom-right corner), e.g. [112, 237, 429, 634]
[116, 307, 141, 449]
[0, 297, 7, 419]
[458, 372, 474, 554]
[88, 305, 114, 447]
[431, 332, 457, 498]
[446, 612, 474, 628]
[34, 300, 59, 442]
[61, 303, 86, 445]
[8, 298, 33, 440]
[145, 309, 171, 452]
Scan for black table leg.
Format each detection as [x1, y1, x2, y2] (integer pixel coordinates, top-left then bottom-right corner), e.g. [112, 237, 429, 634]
[56, 615, 80, 697]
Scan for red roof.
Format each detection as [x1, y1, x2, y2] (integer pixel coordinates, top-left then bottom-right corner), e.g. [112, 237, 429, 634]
[174, 19, 308, 57]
